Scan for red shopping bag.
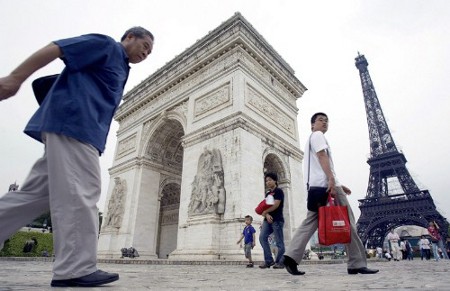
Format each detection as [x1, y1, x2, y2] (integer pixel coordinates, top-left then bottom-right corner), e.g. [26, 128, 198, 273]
[318, 195, 351, 245]
[255, 193, 275, 215]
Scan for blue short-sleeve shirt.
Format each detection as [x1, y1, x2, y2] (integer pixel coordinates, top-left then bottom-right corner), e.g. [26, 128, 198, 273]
[24, 34, 130, 154]
[243, 225, 256, 244]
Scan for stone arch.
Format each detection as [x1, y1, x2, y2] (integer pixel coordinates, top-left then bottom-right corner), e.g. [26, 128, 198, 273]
[139, 108, 187, 158]
[157, 182, 181, 259]
[144, 118, 184, 259]
[145, 119, 185, 171]
[262, 148, 290, 182]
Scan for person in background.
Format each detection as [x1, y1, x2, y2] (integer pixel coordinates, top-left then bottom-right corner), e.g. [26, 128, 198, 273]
[405, 240, 413, 260]
[268, 233, 278, 259]
[400, 240, 407, 260]
[259, 172, 285, 269]
[427, 221, 441, 261]
[387, 228, 401, 261]
[0, 27, 154, 287]
[376, 246, 383, 259]
[419, 235, 431, 260]
[237, 215, 256, 267]
[429, 221, 449, 260]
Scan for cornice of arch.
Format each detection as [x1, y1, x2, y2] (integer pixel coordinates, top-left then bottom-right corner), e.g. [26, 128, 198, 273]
[116, 13, 307, 123]
[182, 111, 302, 160]
[109, 156, 182, 177]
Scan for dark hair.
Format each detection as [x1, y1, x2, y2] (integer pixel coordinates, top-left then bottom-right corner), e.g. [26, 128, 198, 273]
[310, 112, 327, 124]
[244, 215, 253, 222]
[264, 172, 278, 182]
[121, 26, 154, 41]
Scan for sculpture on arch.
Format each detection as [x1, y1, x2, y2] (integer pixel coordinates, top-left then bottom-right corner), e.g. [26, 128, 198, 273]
[188, 148, 226, 216]
[103, 177, 127, 229]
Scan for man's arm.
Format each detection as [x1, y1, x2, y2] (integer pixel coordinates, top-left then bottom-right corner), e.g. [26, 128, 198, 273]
[262, 199, 281, 223]
[316, 149, 336, 196]
[0, 43, 62, 101]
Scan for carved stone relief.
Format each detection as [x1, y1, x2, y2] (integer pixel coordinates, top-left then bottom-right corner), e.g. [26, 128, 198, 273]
[116, 134, 137, 159]
[170, 101, 188, 119]
[246, 84, 295, 136]
[194, 83, 231, 120]
[188, 148, 226, 216]
[103, 177, 127, 229]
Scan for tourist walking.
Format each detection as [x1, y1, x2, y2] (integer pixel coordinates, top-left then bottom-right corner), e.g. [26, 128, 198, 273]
[283, 112, 378, 276]
[427, 221, 441, 261]
[0, 27, 154, 287]
[387, 228, 401, 261]
[259, 172, 285, 269]
[237, 215, 256, 267]
[419, 235, 431, 260]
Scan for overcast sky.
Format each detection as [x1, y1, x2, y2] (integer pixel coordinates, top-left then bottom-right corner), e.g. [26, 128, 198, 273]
[1, 0, 449, 222]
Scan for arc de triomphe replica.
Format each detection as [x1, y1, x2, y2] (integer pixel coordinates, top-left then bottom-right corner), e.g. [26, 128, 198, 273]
[98, 13, 308, 260]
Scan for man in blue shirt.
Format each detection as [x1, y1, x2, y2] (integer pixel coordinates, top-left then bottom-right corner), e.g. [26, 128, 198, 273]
[0, 27, 153, 287]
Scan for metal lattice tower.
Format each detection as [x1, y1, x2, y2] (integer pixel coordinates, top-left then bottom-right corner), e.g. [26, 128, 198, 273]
[355, 53, 448, 248]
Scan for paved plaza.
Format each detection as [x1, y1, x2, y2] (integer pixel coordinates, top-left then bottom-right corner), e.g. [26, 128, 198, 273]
[0, 258, 449, 290]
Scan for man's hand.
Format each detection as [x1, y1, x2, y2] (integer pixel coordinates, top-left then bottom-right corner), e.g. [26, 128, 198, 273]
[0, 42, 62, 102]
[327, 177, 336, 197]
[0, 76, 22, 101]
[342, 185, 352, 195]
[265, 213, 273, 224]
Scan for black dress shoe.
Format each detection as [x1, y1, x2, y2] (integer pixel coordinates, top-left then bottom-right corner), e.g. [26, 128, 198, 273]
[283, 255, 305, 276]
[347, 267, 379, 275]
[272, 263, 285, 269]
[50, 270, 119, 287]
[259, 261, 275, 269]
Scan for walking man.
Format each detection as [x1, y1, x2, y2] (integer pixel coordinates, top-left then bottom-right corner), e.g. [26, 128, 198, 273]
[283, 112, 379, 276]
[387, 228, 401, 261]
[0, 27, 154, 287]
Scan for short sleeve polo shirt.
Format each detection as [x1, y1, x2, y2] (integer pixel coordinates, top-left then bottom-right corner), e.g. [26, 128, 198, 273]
[266, 188, 284, 222]
[304, 131, 340, 188]
[24, 34, 130, 154]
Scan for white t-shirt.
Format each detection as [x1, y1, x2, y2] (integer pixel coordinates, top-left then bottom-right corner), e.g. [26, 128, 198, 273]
[304, 131, 340, 188]
[419, 238, 431, 250]
[387, 232, 400, 242]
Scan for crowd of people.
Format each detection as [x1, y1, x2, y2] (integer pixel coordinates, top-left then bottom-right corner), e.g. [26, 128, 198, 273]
[374, 225, 449, 262]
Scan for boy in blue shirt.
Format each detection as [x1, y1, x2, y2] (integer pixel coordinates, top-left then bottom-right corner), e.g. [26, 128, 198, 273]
[237, 215, 256, 267]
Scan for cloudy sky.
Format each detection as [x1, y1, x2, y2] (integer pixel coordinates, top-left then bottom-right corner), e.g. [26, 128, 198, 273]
[1, 0, 449, 222]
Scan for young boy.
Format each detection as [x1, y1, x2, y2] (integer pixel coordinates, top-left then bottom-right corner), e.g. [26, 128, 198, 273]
[237, 215, 256, 267]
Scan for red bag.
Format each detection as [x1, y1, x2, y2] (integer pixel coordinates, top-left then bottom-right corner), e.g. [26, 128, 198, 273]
[255, 193, 275, 215]
[318, 195, 351, 246]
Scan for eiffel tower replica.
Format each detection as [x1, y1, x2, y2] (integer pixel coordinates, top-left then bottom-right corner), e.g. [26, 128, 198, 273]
[354, 53, 448, 248]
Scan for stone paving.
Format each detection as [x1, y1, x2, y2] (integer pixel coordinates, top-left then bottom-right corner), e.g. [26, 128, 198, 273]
[0, 257, 449, 290]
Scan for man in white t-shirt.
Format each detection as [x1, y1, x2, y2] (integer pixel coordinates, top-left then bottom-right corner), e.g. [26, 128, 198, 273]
[283, 112, 379, 276]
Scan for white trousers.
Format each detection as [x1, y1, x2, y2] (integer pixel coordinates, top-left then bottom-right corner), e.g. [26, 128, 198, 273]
[0, 133, 100, 279]
[390, 241, 402, 260]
